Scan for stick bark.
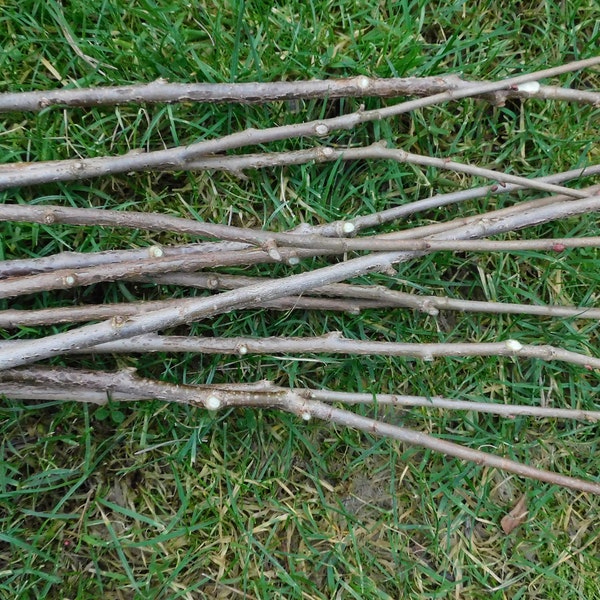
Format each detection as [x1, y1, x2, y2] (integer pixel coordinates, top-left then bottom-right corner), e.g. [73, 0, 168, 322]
[0, 57, 597, 189]
[2, 366, 598, 494]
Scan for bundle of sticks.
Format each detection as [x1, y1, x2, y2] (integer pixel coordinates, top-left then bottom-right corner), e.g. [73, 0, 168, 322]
[1, 57, 600, 493]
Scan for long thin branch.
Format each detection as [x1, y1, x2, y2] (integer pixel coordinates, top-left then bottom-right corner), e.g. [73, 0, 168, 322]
[397, 292, 600, 319]
[0, 190, 552, 253]
[4, 192, 600, 256]
[299, 388, 600, 422]
[377, 187, 600, 242]
[186, 142, 590, 200]
[2, 174, 598, 278]
[0, 245, 330, 300]
[288, 397, 600, 494]
[0, 57, 597, 189]
[3, 194, 600, 369]
[0, 249, 264, 300]
[5, 378, 597, 422]
[0, 251, 399, 369]
[2, 163, 597, 253]
[0, 76, 455, 111]
[8, 184, 588, 299]
[2, 192, 599, 275]
[0, 136, 592, 199]
[362, 144, 589, 198]
[2, 179, 597, 285]
[4, 189, 600, 300]
[0, 203, 320, 248]
[0, 241, 248, 278]
[5, 232, 600, 300]
[3, 271, 599, 326]
[184, 148, 600, 198]
[148, 272, 600, 320]
[1, 75, 598, 113]
[2, 332, 596, 370]
[2, 366, 598, 493]
[319, 182, 600, 238]
[0, 296, 387, 327]
[519, 83, 600, 106]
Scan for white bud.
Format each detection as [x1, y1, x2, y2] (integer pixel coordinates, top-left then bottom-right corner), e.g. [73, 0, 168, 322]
[267, 246, 282, 261]
[301, 412, 312, 421]
[357, 75, 370, 90]
[264, 240, 282, 261]
[205, 395, 221, 410]
[516, 81, 540, 93]
[237, 344, 248, 355]
[505, 339, 523, 352]
[342, 221, 356, 234]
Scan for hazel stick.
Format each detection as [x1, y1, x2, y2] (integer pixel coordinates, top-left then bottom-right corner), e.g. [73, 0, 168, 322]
[2, 333, 596, 370]
[2, 366, 598, 494]
[0, 57, 598, 190]
[1, 74, 598, 113]
[2, 194, 600, 369]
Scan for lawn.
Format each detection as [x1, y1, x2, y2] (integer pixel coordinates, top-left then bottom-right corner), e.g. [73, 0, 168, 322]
[0, 1, 599, 598]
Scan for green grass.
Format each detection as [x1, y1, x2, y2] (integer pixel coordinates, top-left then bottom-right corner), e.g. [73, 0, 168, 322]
[1, 0, 600, 598]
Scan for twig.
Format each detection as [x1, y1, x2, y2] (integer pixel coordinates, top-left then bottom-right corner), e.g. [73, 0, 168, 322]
[2, 332, 595, 370]
[361, 143, 588, 198]
[398, 293, 600, 319]
[377, 189, 600, 242]
[0, 241, 248, 278]
[2, 163, 598, 249]
[5, 191, 600, 300]
[4, 268, 598, 327]
[2, 366, 598, 494]
[182, 147, 600, 199]
[6, 231, 600, 300]
[0, 137, 592, 199]
[0, 203, 327, 248]
[3, 379, 598, 422]
[2, 196, 600, 272]
[288, 397, 600, 494]
[196, 142, 593, 199]
[0, 251, 400, 368]
[0, 245, 328, 300]
[520, 83, 600, 106]
[3, 193, 600, 368]
[300, 388, 600, 422]
[0, 57, 597, 189]
[0, 200, 397, 253]
[148, 272, 600, 320]
[3, 169, 599, 288]
[1, 75, 597, 113]
[0, 296, 387, 327]
[0, 366, 283, 405]
[2, 176, 598, 276]
[325, 182, 600, 238]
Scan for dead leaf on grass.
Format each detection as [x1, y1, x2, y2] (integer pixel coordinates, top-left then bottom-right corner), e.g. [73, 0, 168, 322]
[500, 494, 528, 535]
